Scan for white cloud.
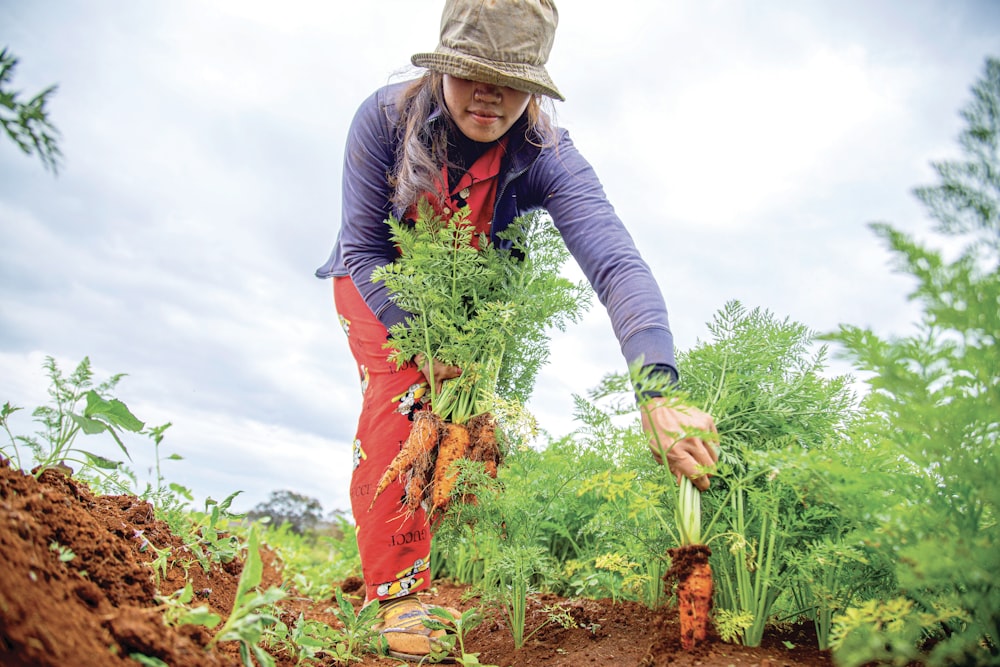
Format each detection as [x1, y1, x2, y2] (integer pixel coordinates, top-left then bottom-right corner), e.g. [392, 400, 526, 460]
[653, 47, 902, 226]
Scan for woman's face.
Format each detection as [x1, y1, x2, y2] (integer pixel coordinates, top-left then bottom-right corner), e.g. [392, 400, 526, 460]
[442, 74, 532, 143]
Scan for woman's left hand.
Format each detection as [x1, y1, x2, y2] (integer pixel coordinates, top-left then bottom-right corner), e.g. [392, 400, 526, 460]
[414, 353, 462, 395]
[641, 397, 719, 491]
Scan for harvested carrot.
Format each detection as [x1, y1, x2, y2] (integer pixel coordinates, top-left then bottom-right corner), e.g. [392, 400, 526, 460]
[667, 544, 713, 650]
[430, 421, 471, 516]
[467, 412, 502, 477]
[370, 410, 441, 509]
[405, 450, 434, 513]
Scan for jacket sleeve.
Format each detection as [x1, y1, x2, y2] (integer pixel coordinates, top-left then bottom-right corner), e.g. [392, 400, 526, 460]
[336, 87, 412, 330]
[526, 129, 678, 372]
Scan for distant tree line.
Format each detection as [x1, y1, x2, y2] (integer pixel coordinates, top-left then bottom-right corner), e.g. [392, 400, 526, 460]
[247, 489, 349, 537]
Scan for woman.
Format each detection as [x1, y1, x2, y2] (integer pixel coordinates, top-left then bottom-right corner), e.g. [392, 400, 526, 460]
[315, 0, 719, 659]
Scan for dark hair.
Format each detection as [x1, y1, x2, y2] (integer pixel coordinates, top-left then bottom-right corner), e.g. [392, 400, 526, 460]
[389, 71, 556, 215]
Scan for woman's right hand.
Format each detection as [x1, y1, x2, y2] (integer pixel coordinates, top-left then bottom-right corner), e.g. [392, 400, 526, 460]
[414, 353, 462, 394]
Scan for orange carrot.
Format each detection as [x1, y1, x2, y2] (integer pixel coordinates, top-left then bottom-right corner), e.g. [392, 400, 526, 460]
[468, 412, 502, 477]
[679, 561, 712, 649]
[668, 544, 713, 650]
[405, 450, 434, 513]
[370, 411, 441, 509]
[430, 421, 471, 516]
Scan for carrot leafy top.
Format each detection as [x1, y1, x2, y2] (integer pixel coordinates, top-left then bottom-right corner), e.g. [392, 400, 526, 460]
[372, 198, 591, 424]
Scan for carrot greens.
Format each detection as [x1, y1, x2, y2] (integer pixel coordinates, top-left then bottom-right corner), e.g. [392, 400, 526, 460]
[372, 199, 591, 424]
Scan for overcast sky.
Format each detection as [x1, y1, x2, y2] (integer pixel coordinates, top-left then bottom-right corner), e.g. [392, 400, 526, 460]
[1, 1, 997, 515]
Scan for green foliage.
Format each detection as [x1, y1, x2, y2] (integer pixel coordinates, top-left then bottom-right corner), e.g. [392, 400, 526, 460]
[49, 540, 76, 563]
[432, 383, 684, 613]
[619, 301, 860, 646]
[433, 438, 599, 646]
[133, 422, 186, 509]
[423, 606, 499, 667]
[492, 543, 559, 649]
[569, 381, 680, 607]
[1, 356, 145, 480]
[262, 517, 361, 600]
[372, 201, 591, 422]
[326, 589, 387, 663]
[1, 355, 379, 663]
[783, 539, 887, 651]
[207, 527, 288, 667]
[264, 614, 333, 666]
[575, 465, 676, 607]
[264, 588, 385, 665]
[148, 515, 370, 665]
[156, 581, 223, 629]
[186, 492, 246, 572]
[830, 597, 971, 667]
[714, 608, 754, 644]
[0, 47, 61, 172]
[818, 56, 1000, 666]
[674, 302, 856, 647]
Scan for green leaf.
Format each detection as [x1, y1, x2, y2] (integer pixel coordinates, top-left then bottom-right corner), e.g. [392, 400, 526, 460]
[82, 390, 144, 432]
[1, 401, 22, 420]
[235, 527, 264, 601]
[69, 412, 109, 436]
[176, 583, 195, 604]
[250, 644, 275, 667]
[79, 449, 122, 470]
[168, 482, 194, 500]
[216, 490, 244, 515]
[179, 608, 222, 629]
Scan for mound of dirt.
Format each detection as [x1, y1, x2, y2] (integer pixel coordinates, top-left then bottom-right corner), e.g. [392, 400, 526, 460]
[0, 459, 832, 666]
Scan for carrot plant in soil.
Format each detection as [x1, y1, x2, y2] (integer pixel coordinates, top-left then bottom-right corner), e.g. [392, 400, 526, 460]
[432, 298, 863, 656]
[579, 300, 865, 651]
[661, 302, 864, 649]
[369, 201, 590, 521]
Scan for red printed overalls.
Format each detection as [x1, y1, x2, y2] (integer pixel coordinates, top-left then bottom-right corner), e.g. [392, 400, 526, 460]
[334, 140, 505, 602]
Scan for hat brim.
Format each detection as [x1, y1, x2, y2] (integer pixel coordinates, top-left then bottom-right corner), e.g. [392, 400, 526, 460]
[412, 46, 564, 101]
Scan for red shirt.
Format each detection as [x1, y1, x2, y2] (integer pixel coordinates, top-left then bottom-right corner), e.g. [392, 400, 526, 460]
[407, 138, 507, 248]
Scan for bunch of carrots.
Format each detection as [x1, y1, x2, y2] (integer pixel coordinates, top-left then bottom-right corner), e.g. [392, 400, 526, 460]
[369, 200, 590, 523]
[370, 410, 502, 522]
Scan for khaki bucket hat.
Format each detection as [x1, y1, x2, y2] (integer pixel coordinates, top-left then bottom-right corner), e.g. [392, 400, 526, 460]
[411, 0, 564, 101]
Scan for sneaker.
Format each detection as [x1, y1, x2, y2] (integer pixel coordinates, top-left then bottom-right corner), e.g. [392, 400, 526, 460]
[374, 595, 457, 662]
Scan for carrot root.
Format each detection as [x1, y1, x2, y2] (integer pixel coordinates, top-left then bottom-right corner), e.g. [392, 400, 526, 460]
[430, 421, 471, 517]
[468, 412, 502, 476]
[405, 449, 434, 513]
[667, 544, 713, 650]
[370, 410, 441, 510]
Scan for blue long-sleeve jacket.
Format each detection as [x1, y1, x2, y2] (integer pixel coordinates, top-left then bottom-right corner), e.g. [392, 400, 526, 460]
[315, 80, 677, 372]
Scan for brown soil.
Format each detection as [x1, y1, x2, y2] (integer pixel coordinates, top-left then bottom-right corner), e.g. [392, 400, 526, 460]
[0, 459, 834, 666]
